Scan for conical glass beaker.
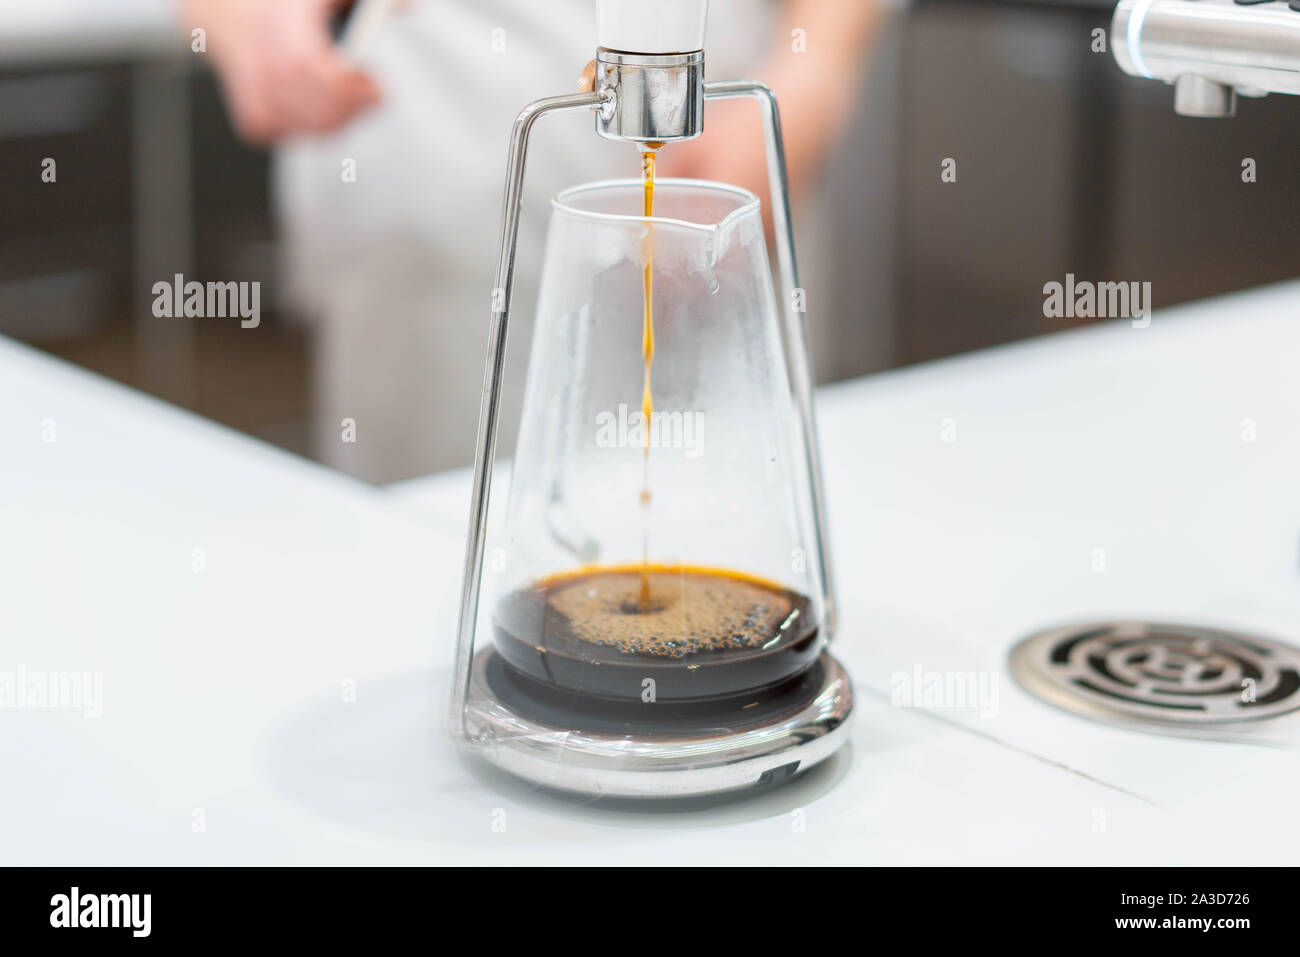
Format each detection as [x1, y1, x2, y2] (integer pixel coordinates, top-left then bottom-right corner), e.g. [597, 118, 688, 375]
[478, 178, 826, 707]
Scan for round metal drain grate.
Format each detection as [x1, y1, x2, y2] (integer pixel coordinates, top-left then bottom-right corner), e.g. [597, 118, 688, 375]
[1010, 621, 1300, 732]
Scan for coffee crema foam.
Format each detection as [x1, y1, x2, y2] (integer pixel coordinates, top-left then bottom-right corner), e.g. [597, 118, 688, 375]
[544, 566, 800, 658]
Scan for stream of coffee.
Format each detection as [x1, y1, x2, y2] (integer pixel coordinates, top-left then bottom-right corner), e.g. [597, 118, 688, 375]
[638, 146, 658, 609]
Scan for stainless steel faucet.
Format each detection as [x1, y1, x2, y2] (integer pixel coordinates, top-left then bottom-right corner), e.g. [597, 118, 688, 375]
[1112, 0, 1300, 117]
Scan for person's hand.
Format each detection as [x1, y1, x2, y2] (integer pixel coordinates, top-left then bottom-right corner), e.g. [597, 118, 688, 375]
[182, 0, 381, 144]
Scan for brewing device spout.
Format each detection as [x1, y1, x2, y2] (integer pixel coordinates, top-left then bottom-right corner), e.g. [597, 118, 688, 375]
[589, 0, 709, 143]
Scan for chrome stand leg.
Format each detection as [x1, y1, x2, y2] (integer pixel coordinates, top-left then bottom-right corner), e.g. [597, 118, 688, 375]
[704, 80, 838, 639]
[450, 91, 611, 742]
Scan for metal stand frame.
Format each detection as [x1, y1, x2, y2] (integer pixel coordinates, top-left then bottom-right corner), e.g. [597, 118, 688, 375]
[447, 82, 848, 796]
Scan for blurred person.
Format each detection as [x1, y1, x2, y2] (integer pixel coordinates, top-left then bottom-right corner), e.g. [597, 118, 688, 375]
[182, 0, 887, 482]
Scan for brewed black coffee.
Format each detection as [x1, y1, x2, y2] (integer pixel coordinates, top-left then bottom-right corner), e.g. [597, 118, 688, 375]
[493, 564, 821, 702]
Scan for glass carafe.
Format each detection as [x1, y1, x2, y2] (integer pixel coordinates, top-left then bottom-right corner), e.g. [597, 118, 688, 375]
[479, 178, 827, 707]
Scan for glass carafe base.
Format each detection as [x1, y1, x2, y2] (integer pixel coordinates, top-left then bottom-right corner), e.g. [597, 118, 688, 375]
[461, 647, 853, 799]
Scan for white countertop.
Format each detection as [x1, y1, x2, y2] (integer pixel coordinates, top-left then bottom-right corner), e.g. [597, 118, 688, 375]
[3, 281, 1300, 865]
